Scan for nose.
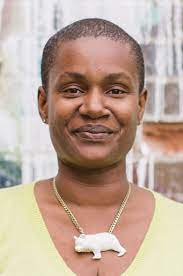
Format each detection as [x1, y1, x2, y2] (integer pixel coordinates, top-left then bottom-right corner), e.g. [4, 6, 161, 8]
[79, 88, 110, 119]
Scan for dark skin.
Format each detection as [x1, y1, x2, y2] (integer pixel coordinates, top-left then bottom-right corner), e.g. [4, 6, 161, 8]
[36, 37, 154, 275]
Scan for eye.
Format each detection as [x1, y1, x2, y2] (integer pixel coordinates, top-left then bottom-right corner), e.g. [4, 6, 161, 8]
[62, 87, 84, 97]
[107, 88, 128, 96]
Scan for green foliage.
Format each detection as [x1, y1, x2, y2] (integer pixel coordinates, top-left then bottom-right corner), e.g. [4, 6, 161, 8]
[0, 151, 21, 188]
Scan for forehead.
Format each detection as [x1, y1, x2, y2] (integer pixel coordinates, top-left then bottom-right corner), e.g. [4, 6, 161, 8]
[50, 37, 139, 88]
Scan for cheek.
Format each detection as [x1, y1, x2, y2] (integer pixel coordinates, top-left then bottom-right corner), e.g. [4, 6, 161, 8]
[49, 98, 72, 124]
[49, 97, 79, 140]
[114, 98, 139, 127]
[113, 100, 138, 150]
[48, 99, 75, 153]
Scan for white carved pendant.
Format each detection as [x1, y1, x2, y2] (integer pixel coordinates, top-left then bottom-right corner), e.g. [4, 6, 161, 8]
[74, 232, 126, 259]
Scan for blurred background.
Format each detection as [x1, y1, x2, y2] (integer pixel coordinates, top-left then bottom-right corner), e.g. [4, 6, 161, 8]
[0, 0, 182, 202]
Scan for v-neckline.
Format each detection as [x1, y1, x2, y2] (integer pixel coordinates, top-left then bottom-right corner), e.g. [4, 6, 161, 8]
[27, 180, 160, 276]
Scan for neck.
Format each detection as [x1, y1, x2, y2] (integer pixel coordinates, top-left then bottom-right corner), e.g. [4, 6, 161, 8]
[54, 159, 129, 207]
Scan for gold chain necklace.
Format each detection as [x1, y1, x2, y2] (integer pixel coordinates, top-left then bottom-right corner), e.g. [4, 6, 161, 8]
[52, 177, 131, 259]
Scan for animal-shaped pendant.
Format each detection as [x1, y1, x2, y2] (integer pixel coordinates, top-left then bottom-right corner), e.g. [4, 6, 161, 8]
[74, 232, 126, 259]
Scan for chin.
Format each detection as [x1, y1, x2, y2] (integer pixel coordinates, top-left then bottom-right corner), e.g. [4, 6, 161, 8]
[60, 144, 124, 169]
[76, 155, 120, 170]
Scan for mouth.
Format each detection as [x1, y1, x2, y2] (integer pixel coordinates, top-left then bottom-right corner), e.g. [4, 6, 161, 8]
[72, 124, 115, 141]
[74, 131, 113, 141]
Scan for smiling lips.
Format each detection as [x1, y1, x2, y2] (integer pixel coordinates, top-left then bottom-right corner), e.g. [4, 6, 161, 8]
[73, 124, 115, 141]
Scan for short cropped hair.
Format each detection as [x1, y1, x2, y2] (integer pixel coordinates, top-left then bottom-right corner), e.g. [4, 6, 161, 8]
[41, 18, 144, 93]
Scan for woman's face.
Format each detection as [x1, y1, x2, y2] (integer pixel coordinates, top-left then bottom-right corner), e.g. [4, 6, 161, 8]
[38, 37, 147, 169]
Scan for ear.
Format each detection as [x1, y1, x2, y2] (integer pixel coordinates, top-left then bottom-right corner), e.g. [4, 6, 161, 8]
[137, 88, 148, 125]
[37, 86, 48, 124]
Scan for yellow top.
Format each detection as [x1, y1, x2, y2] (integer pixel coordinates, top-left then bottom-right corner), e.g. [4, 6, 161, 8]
[0, 182, 183, 276]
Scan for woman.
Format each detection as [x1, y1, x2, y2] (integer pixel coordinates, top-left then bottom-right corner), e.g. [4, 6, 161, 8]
[1, 18, 183, 276]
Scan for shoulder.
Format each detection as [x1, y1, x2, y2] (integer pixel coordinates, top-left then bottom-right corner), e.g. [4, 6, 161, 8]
[0, 182, 34, 201]
[153, 190, 183, 212]
[152, 190, 183, 230]
[0, 183, 35, 220]
[138, 185, 183, 227]
[0, 183, 35, 232]
[139, 185, 183, 213]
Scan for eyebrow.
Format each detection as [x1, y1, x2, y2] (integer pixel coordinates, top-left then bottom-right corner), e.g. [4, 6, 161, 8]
[102, 72, 132, 83]
[58, 71, 132, 84]
[58, 72, 87, 82]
